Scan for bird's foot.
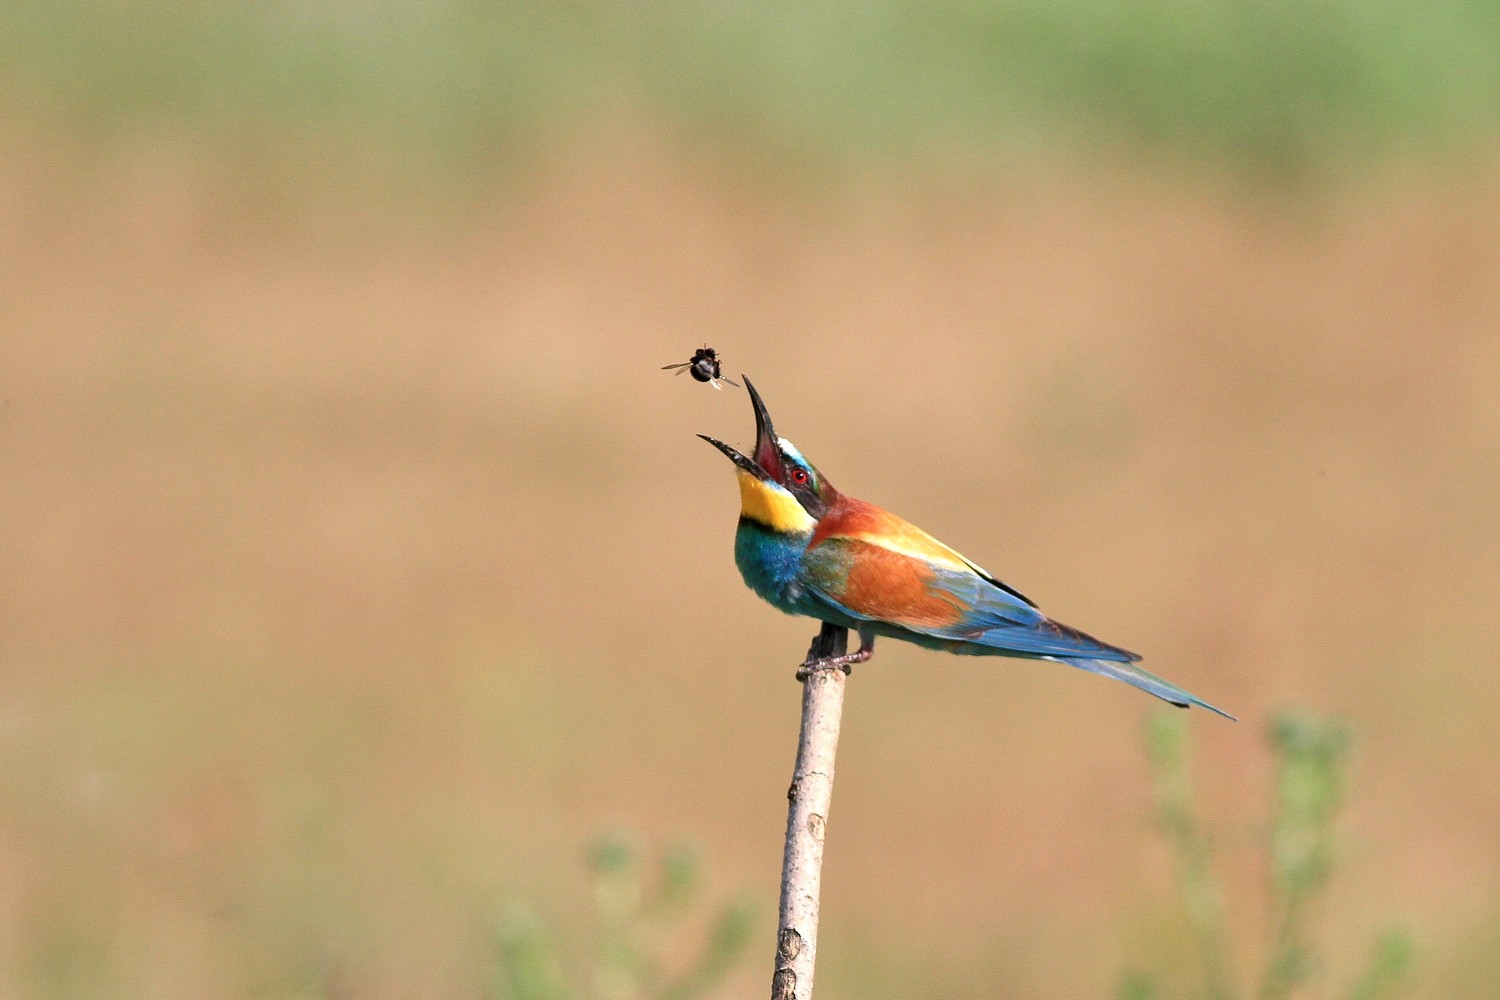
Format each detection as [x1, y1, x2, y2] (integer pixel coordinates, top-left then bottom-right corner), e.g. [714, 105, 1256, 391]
[797, 622, 851, 680]
[796, 657, 852, 680]
[796, 641, 874, 679]
[796, 623, 875, 680]
[804, 656, 852, 680]
[796, 649, 868, 679]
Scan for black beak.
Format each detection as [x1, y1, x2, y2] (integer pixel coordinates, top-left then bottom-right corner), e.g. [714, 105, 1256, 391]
[700, 375, 785, 483]
[698, 434, 769, 479]
[743, 376, 785, 482]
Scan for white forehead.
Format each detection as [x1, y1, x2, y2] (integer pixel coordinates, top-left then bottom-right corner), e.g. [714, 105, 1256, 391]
[777, 437, 808, 467]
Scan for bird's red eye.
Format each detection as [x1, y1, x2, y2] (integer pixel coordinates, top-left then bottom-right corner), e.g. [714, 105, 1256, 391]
[790, 467, 809, 485]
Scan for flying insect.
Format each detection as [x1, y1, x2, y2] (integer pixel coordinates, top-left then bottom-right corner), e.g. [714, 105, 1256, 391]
[663, 346, 740, 389]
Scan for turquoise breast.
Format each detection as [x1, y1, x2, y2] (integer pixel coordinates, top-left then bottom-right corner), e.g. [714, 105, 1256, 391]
[733, 519, 815, 616]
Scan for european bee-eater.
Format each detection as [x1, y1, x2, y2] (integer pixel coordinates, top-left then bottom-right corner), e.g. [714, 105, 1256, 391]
[699, 378, 1233, 719]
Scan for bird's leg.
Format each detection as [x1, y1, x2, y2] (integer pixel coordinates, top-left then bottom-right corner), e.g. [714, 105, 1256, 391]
[797, 624, 875, 678]
[824, 628, 876, 672]
[798, 622, 846, 678]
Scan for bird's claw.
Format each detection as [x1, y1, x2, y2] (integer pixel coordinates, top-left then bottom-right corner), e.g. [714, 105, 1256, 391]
[796, 622, 873, 679]
[796, 657, 854, 681]
[796, 644, 873, 680]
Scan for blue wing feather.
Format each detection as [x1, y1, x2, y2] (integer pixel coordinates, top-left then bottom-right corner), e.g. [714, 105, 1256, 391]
[798, 550, 1138, 662]
[795, 527, 1233, 718]
[917, 565, 1139, 661]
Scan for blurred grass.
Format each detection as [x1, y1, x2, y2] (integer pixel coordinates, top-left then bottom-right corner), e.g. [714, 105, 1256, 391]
[2, 144, 1498, 995]
[1124, 710, 1413, 1000]
[2, 3, 1500, 994]
[491, 833, 755, 1000]
[3, 0, 1500, 177]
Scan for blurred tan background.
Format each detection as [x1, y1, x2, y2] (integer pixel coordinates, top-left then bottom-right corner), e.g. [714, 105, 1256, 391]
[3, 3, 1499, 998]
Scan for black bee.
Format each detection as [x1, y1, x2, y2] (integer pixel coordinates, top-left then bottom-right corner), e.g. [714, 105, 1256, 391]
[662, 346, 740, 390]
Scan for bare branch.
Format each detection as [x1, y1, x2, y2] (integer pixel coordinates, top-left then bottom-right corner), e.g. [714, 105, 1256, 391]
[771, 624, 849, 1000]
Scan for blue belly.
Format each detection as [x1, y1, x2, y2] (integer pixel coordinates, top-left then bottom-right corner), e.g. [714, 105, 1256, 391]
[733, 521, 822, 618]
[731, 520, 874, 635]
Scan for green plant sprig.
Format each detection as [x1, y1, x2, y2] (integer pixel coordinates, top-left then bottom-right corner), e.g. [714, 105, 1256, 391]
[1124, 708, 1412, 1000]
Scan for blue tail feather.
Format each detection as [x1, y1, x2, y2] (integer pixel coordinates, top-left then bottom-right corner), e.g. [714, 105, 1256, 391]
[1050, 656, 1236, 720]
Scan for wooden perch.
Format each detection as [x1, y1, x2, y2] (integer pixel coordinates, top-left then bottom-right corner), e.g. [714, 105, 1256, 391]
[771, 622, 850, 1000]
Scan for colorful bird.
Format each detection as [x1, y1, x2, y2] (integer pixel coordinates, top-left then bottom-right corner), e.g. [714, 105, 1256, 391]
[699, 378, 1233, 718]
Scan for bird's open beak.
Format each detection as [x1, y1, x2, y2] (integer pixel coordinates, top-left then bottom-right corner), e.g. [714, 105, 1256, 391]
[699, 375, 785, 482]
[744, 377, 785, 483]
[698, 433, 766, 478]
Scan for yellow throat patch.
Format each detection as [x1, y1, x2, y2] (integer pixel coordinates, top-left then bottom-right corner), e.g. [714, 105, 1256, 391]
[736, 469, 817, 534]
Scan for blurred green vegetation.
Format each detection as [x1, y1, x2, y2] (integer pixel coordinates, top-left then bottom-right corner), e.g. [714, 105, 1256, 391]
[1123, 710, 1414, 1000]
[3, 5, 1498, 986]
[491, 833, 756, 1000]
[4, 0, 1499, 175]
